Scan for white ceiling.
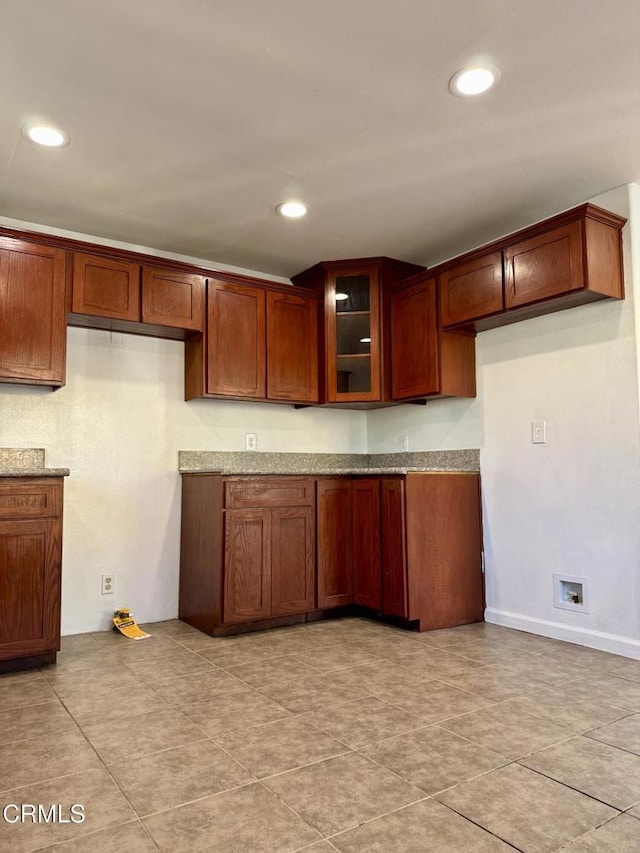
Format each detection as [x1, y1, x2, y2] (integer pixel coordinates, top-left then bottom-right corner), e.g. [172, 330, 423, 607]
[2, 0, 640, 277]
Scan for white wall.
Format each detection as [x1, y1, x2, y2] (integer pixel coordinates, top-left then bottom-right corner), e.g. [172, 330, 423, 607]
[0, 228, 366, 634]
[369, 184, 640, 657]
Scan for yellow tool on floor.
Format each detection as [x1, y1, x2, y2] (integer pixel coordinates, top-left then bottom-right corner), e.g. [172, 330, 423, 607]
[112, 608, 151, 640]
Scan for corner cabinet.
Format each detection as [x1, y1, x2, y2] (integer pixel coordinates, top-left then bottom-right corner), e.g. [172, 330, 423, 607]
[0, 237, 67, 387]
[291, 258, 424, 406]
[0, 478, 64, 671]
[180, 472, 484, 636]
[185, 277, 320, 405]
[390, 275, 476, 401]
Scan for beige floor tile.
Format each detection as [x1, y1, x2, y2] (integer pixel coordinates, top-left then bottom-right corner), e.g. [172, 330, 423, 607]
[347, 634, 435, 661]
[259, 673, 369, 713]
[0, 767, 135, 853]
[89, 629, 138, 646]
[440, 703, 574, 759]
[139, 619, 197, 636]
[436, 763, 616, 853]
[215, 716, 349, 778]
[0, 729, 100, 792]
[223, 654, 316, 686]
[504, 686, 631, 733]
[43, 664, 140, 695]
[392, 649, 484, 681]
[0, 678, 58, 712]
[611, 658, 640, 683]
[442, 664, 551, 701]
[182, 689, 291, 736]
[373, 679, 494, 723]
[332, 660, 423, 695]
[0, 701, 76, 745]
[558, 675, 640, 711]
[290, 646, 383, 673]
[59, 683, 170, 727]
[151, 668, 251, 706]
[304, 696, 426, 748]
[410, 623, 507, 648]
[143, 782, 321, 851]
[109, 738, 253, 816]
[587, 713, 640, 755]
[263, 752, 424, 836]
[331, 797, 515, 852]
[521, 735, 640, 809]
[360, 724, 507, 794]
[544, 645, 632, 672]
[301, 843, 339, 852]
[45, 648, 111, 672]
[59, 634, 100, 652]
[42, 820, 158, 852]
[125, 651, 218, 682]
[494, 654, 594, 686]
[0, 668, 43, 683]
[628, 803, 640, 819]
[561, 814, 640, 852]
[445, 642, 543, 667]
[171, 631, 223, 650]
[109, 635, 185, 662]
[82, 708, 206, 764]
[196, 641, 284, 668]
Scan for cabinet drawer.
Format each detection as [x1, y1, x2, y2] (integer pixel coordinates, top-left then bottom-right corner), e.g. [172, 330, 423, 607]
[0, 481, 62, 519]
[224, 478, 314, 508]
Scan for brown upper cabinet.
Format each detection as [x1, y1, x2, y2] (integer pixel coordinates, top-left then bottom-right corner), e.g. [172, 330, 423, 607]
[0, 237, 66, 387]
[390, 275, 476, 401]
[186, 277, 320, 405]
[142, 266, 204, 331]
[70, 253, 204, 337]
[291, 258, 424, 406]
[72, 253, 140, 321]
[439, 204, 625, 332]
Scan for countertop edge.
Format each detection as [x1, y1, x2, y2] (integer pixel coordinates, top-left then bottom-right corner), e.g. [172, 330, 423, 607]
[0, 469, 71, 478]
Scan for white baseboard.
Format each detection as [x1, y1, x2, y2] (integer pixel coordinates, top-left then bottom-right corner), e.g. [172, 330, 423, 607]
[485, 608, 640, 660]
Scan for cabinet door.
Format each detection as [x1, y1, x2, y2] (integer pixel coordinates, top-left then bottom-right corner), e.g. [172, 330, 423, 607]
[271, 507, 315, 616]
[391, 279, 439, 400]
[207, 280, 266, 398]
[142, 266, 205, 331]
[352, 480, 381, 610]
[317, 479, 353, 608]
[381, 479, 407, 618]
[505, 221, 584, 309]
[0, 238, 66, 385]
[223, 510, 271, 623]
[266, 291, 319, 403]
[440, 252, 503, 328]
[326, 268, 381, 402]
[72, 253, 140, 321]
[0, 518, 61, 660]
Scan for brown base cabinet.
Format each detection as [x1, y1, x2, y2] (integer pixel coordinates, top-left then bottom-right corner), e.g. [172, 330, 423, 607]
[0, 478, 64, 671]
[180, 475, 315, 634]
[180, 471, 484, 636]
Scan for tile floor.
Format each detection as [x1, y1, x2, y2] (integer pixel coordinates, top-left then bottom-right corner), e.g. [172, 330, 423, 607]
[1, 618, 640, 852]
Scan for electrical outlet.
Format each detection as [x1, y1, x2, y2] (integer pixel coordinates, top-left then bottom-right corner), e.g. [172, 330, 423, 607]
[245, 433, 257, 451]
[531, 420, 546, 444]
[101, 573, 115, 595]
[400, 434, 409, 452]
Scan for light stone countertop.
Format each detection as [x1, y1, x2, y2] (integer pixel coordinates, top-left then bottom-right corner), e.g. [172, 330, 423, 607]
[0, 448, 70, 478]
[179, 450, 479, 476]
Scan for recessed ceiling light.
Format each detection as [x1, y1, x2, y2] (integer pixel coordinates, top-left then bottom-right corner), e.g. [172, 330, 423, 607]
[276, 200, 308, 218]
[23, 124, 70, 147]
[449, 65, 500, 97]
[335, 292, 349, 301]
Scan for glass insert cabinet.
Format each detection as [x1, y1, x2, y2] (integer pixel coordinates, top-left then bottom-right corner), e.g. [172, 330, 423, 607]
[291, 257, 425, 405]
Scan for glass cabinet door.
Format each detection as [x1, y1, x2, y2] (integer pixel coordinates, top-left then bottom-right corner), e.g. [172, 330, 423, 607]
[326, 268, 380, 401]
